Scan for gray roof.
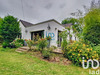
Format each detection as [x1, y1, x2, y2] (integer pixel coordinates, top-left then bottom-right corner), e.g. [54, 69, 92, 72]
[20, 19, 64, 27]
[20, 20, 34, 27]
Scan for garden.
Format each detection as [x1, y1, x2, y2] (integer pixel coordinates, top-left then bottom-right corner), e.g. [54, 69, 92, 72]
[0, 4, 100, 75]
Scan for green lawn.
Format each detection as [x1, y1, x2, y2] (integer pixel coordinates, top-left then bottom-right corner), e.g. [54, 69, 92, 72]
[0, 47, 95, 75]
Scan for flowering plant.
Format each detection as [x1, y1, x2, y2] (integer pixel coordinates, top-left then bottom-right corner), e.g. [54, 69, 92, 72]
[38, 38, 48, 51]
[26, 39, 34, 50]
[10, 39, 24, 48]
[64, 41, 99, 66]
[46, 36, 51, 40]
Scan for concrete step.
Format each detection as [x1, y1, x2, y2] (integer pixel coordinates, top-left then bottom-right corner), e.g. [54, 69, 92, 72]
[53, 48, 63, 54]
[16, 46, 29, 52]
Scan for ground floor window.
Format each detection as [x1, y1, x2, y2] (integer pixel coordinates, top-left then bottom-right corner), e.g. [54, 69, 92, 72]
[31, 30, 44, 41]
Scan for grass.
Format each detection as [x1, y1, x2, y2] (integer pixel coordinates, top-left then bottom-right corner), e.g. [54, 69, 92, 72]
[0, 47, 98, 75]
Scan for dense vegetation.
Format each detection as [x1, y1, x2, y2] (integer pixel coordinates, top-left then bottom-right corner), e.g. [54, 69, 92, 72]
[83, 9, 100, 45]
[0, 15, 21, 48]
[61, 8, 100, 67]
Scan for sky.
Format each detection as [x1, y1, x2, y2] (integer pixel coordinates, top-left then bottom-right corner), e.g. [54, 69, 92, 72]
[0, 0, 93, 24]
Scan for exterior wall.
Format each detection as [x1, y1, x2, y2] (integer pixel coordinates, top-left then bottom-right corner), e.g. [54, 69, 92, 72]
[25, 21, 65, 47]
[19, 22, 26, 39]
[20, 20, 78, 47]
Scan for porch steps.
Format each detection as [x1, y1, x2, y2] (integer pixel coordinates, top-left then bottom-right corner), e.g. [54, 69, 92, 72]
[16, 46, 29, 53]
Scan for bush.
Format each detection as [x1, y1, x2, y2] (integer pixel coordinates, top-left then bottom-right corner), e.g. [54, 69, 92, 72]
[42, 49, 50, 59]
[93, 44, 100, 57]
[32, 46, 39, 52]
[61, 40, 68, 50]
[2, 42, 10, 48]
[16, 38, 24, 45]
[38, 38, 48, 51]
[26, 39, 34, 50]
[51, 45, 57, 49]
[46, 36, 51, 40]
[64, 41, 99, 66]
[10, 39, 23, 48]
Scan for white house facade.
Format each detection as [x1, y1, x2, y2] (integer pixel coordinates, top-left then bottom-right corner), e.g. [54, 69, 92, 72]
[20, 19, 77, 47]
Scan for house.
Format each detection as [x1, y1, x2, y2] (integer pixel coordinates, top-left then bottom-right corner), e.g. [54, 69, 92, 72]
[19, 19, 77, 47]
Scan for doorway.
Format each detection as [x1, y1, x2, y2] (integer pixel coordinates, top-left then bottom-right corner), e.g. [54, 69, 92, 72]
[57, 31, 62, 47]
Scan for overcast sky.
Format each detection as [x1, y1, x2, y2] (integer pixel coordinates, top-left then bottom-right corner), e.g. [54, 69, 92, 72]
[0, 0, 93, 24]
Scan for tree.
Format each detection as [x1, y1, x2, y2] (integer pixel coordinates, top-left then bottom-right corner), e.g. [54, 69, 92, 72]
[0, 15, 21, 46]
[83, 8, 100, 45]
[0, 17, 3, 43]
[0, 17, 3, 34]
[62, 18, 83, 38]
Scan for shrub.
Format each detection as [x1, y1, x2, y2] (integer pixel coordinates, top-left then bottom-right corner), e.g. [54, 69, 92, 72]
[26, 39, 34, 50]
[61, 40, 68, 50]
[93, 44, 100, 57]
[32, 46, 39, 52]
[64, 41, 99, 66]
[16, 38, 24, 45]
[46, 36, 51, 40]
[42, 49, 50, 59]
[2, 42, 10, 48]
[10, 39, 24, 48]
[38, 38, 48, 51]
[51, 45, 57, 49]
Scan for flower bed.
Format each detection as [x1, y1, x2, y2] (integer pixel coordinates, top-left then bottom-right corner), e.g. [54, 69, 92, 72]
[64, 41, 99, 66]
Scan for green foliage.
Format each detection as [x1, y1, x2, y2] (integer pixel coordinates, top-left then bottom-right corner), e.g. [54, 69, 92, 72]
[42, 49, 50, 59]
[2, 41, 10, 48]
[62, 18, 83, 38]
[61, 41, 67, 50]
[0, 18, 3, 43]
[16, 38, 24, 45]
[26, 40, 34, 50]
[46, 36, 51, 40]
[38, 38, 48, 50]
[59, 29, 68, 40]
[59, 29, 68, 50]
[32, 46, 39, 52]
[0, 15, 21, 46]
[0, 35, 3, 43]
[10, 39, 24, 48]
[64, 41, 99, 66]
[93, 44, 100, 57]
[62, 18, 78, 25]
[83, 9, 100, 45]
[50, 45, 57, 50]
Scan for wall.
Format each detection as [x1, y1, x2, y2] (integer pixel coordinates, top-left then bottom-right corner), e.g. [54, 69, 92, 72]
[19, 22, 25, 39]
